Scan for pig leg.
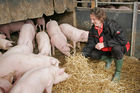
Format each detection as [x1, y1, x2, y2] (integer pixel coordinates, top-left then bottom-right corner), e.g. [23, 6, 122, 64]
[52, 45, 55, 55]
[67, 44, 73, 49]
[5, 30, 11, 40]
[73, 41, 76, 55]
[39, 25, 42, 31]
[49, 51, 51, 56]
[32, 40, 35, 48]
[65, 52, 71, 57]
[46, 85, 52, 93]
[43, 25, 45, 31]
[0, 52, 2, 56]
[77, 42, 81, 49]
[0, 87, 5, 93]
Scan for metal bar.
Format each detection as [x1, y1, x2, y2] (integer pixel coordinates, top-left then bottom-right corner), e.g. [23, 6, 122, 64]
[73, 8, 77, 27]
[75, 1, 91, 3]
[98, 2, 134, 5]
[76, 7, 91, 9]
[130, 2, 138, 56]
[95, 0, 98, 7]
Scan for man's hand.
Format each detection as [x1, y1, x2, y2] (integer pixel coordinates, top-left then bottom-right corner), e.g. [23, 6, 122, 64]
[95, 43, 104, 50]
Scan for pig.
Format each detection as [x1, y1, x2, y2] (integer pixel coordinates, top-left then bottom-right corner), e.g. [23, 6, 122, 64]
[0, 34, 6, 39]
[0, 52, 2, 56]
[118, 6, 131, 10]
[60, 23, 89, 50]
[3, 45, 33, 56]
[0, 38, 13, 50]
[0, 21, 25, 39]
[36, 31, 51, 56]
[10, 66, 69, 93]
[46, 20, 66, 40]
[25, 19, 37, 31]
[36, 17, 45, 31]
[17, 24, 36, 51]
[0, 88, 4, 93]
[51, 35, 72, 56]
[0, 53, 60, 82]
[46, 20, 72, 56]
[0, 78, 12, 93]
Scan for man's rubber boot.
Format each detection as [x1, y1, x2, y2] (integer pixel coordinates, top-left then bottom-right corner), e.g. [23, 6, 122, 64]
[112, 58, 123, 82]
[100, 56, 113, 69]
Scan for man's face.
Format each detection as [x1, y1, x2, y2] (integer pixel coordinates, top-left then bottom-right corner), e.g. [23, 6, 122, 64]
[90, 14, 102, 27]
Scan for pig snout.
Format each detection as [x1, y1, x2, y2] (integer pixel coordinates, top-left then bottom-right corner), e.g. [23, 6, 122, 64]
[54, 68, 69, 84]
[80, 31, 89, 42]
[50, 58, 60, 66]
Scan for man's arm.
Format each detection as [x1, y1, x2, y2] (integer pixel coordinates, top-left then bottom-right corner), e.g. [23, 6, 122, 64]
[104, 20, 127, 47]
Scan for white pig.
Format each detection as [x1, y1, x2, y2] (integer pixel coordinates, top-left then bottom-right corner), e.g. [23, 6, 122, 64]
[46, 20, 66, 40]
[46, 20, 72, 56]
[118, 6, 131, 10]
[17, 24, 36, 50]
[51, 35, 72, 56]
[36, 17, 45, 31]
[10, 66, 69, 93]
[3, 45, 33, 56]
[25, 20, 37, 31]
[0, 38, 13, 50]
[60, 23, 89, 49]
[0, 34, 6, 39]
[0, 52, 2, 56]
[36, 31, 51, 56]
[0, 21, 25, 39]
[0, 53, 60, 81]
[0, 78, 12, 93]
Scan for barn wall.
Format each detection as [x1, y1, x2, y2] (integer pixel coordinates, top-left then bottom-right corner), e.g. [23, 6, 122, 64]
[0, 0, 74, 24]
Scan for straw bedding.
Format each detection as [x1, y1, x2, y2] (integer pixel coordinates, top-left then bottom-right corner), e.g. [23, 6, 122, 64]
[53, 53, 140, 93]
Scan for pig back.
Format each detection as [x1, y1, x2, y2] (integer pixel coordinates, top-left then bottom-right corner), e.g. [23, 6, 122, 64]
[9, 21, 25, 32]
[0, 53, 59, 78]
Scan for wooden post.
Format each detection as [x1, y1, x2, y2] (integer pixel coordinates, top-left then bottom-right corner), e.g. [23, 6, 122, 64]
[73, 0, 77, 27]
[91, 0, 96, 8]
[130, 2, 138, 56]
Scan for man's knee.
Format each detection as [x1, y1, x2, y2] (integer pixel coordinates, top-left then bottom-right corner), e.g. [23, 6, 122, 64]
[112, 46, 121, 53]
[90, 50, 102, 59]
[112, 46, 124, 59]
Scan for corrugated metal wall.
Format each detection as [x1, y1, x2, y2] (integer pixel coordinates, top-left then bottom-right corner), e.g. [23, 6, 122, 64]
[0, 0, 74, 24]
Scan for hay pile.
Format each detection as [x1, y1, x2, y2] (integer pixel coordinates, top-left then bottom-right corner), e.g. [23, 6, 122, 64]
[53, 53, 128, 93]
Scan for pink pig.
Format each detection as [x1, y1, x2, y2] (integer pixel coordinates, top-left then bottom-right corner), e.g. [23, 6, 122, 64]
[0, 78, 12, 93]
[46, 20, 66, 40]
[36, 17, 45, 31]
[36, 31, 51, 56]
[3, 45, 33, 56]
[0, 38, 13, 50]
[0, 21, 25, 39]
[118, 6, 131, 10]
[17, 24, 36, 50]
[0, 34, 6, 39]
[0, 52, 2, 56]
[46, 20, 72, 56]
[0, 53, 60, 81]
[60, 23, 89, 50]
[10, 66, 69, 93]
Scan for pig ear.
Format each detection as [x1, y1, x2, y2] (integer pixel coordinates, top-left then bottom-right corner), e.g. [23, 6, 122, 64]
[46, 23, 48, 29]
[58, 68, 65, 75]
[81, 32, 85, 38]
